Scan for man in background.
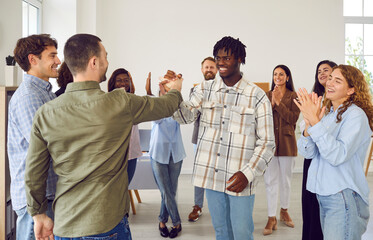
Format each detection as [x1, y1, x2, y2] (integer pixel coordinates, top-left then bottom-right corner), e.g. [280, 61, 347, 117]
[174, 36, 275, 240]
[188, 57, 217, 222]
[8, 34, 60, 240]
[25, 33, 183, 239]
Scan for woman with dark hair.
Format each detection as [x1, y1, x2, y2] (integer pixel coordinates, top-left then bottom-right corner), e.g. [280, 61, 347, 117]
[296, 65, 373, 239]
[107, 68, 141, 184]
[301, 60, 336, 240]
[263, 65, 300, 235]
[55, 62, 73, 96]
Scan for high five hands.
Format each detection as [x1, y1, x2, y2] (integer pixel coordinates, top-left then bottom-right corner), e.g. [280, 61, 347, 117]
[293, 88, 326, 134]
[159, 70, 183, 93]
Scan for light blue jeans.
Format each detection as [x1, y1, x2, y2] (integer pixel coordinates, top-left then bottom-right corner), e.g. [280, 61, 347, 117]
[14, 200, 54, 240]
[206, 189, 255, 240]
[317, 188, 369, 240]
[151, 157, 182, 226]
[55, 215, 131, 239]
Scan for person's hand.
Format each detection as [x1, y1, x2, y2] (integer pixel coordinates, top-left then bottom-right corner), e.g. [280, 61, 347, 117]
[160, 70, 183, 93]
[226, 171, 248, 193]
[33, 213, 54, 240]
[272, 86, 283, 106]
[146, 72, 152, 95]
[127, 72, 135, 93]
[293, 88, 325, 127]
[159, 82, 166, 96]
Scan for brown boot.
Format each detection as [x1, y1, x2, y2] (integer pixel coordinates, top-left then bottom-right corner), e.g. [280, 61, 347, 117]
[280, 208, 294, 228]
[263, 216, 277, 235]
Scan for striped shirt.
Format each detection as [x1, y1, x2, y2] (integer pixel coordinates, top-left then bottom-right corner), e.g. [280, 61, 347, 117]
[7, 74, 57, 210]
[174, 77, 275, 196]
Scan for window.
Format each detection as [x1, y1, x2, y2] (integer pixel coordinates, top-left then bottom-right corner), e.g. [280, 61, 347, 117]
[344, 0, 373, 90]
[22, 0, 42, 37]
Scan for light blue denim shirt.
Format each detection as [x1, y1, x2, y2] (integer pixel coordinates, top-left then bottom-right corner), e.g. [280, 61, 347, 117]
[297, 104, 371, 204]
[149, 117, 186, 164]
[7, 74, 57, 210]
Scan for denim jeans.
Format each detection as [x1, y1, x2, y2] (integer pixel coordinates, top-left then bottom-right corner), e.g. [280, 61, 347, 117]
[151, 157, 182, 226]
[15, 200, 54, 240]
[127, 158, 137, 184]
[194, 186, 205, 208]
[317, 188, 369, 240]
[55, 215, 131, 240]
[206, 189, 255, 240]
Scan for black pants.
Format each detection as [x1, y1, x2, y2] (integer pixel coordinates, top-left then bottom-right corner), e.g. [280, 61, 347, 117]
[302, 158, 323, 240]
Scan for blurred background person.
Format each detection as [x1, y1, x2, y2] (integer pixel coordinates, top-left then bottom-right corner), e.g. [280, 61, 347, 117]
[263, 65, 300, 235]
[108, 68, 142, 184]
[301, 60, 336, 240]
[55, 61, 73, 96]
[188, 57, 217, 222]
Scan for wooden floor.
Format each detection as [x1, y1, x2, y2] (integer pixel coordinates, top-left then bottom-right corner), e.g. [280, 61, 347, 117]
[128, 173, 373, 240]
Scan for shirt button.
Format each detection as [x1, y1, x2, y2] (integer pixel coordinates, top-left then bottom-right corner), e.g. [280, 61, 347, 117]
[220, 137, 223, 140]
[217, 153, 220, 156]
[224, 105, 227, 108]
[215, 169, 218, 172]
[226, 90, 229, 93]
[222, 121, 225, 124]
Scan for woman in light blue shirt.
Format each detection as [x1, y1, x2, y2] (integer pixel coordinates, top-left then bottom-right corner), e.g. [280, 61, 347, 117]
[295, 65, 373, 240]
[149, 81, 186, 239]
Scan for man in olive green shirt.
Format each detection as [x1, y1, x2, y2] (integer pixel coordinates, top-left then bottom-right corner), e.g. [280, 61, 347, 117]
[25, 34, 183, 239]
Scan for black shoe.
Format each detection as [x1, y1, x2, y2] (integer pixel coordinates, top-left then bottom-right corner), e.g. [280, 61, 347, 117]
[169, 224, 182, 238]
[159, 223, 169, 238]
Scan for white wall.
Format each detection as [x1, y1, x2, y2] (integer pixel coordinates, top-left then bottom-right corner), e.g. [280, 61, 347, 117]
[0, 0, 22, 86]
[93, 0, 345, 173]
[4, 0, 346, 173]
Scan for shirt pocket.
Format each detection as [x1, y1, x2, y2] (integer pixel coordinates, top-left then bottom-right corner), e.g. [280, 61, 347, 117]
[200, 101, 223, 129]
[229, 106, 255, 135]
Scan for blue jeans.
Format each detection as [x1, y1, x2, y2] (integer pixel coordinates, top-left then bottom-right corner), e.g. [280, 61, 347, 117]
[15, 200, 54, 240]
[206, 189, 255, 240]
[55, 215, 131, 239]
[193, 144, 205, 208]
[127, 158, 137, 184]
[194, 186, 205, 208]
[151, 157, 182, 226]
[317, 188, 369, 240]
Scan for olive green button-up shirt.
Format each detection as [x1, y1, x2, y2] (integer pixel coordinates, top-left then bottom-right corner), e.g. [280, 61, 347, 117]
[25, 81, 182, 237]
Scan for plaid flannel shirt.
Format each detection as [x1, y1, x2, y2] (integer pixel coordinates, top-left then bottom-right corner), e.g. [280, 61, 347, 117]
[174, 77, 275, 196]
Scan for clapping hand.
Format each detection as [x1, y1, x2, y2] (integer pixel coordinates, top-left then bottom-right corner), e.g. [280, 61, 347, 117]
[293, 88, 325, 129]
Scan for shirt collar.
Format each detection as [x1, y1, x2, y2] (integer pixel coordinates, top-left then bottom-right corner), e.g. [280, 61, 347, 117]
[213, 76, 249, 93]
[65, 81, 101, 92]
[24, 73, 53, 92]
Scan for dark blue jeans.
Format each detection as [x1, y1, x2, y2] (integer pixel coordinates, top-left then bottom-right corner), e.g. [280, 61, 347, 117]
[55, 215, 131, 240]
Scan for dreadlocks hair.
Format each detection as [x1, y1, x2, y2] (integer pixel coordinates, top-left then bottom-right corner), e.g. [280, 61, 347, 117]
[213, 36, 246, 64]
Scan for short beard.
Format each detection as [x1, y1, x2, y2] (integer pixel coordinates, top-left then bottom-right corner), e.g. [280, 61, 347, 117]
[204, 72, 216, 80]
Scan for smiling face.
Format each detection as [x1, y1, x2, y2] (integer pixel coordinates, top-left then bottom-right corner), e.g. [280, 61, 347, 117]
[318, 63, 333, 87]
[326, 68, 355, 109]
[201, 59, 217, 80]
[273, 67, 288, 87]
[31, 46, 61, 81]
[215, 48, 241, 85]
[115, 73, 131, 92]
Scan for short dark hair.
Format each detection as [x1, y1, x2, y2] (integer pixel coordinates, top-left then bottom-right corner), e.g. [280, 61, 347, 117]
[57, 62, 73, 88]
[270, 65, 295, 91]
[64, 34, 102, 75]
[201, 57, 215, 66]
[13, 34, 58, 72]
[313, 60, 337, 96]
[107, 68, 129, 92]
[213, 36, 246, 64]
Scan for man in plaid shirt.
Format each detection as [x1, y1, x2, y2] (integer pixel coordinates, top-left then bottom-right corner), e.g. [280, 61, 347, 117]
[174, 36, 275, 240]
[8, 34, 60, 240]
